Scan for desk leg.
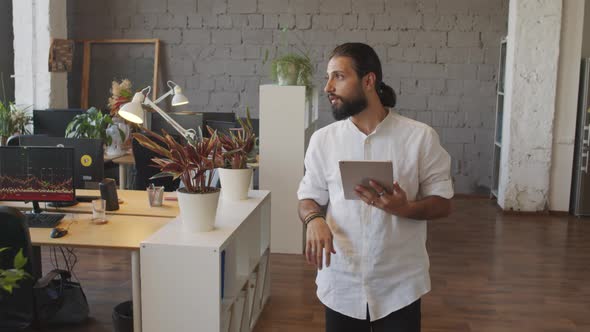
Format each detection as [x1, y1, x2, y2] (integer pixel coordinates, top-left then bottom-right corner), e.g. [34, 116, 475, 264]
[131, 251, 142, 332]
[32, 245, 42, 279]
[119, 165, 127, 190]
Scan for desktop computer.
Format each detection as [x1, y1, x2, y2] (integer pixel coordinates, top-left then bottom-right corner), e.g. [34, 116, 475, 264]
[19, 136, 104, 189]
[0, 146, 75, 227]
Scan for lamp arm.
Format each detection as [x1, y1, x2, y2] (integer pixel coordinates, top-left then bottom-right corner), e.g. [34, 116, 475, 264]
[152, 88, 174, 104]
[142, 97, 196, 141]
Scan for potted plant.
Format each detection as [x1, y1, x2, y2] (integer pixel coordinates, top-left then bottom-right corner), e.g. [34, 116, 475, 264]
[133, 129, 224, 232]
[0, 101, 32, 146]
[268, 28, 314, 97]
[0, 248, 30, 298]
[208, 109, 257, 201]
[65, 107, 125, 150]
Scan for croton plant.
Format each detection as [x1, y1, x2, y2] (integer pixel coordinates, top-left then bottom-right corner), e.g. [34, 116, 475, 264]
[207, 109, 257, 170]
[133, 129, 223, 194]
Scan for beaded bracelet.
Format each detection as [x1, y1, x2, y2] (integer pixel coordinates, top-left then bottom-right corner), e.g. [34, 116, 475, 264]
[304, 212, 325, 225]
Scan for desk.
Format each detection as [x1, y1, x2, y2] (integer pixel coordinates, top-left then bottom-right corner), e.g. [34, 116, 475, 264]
[2, 189, 179, 218]
[112, 154, 135, 189]
[30, 213, 169, 332]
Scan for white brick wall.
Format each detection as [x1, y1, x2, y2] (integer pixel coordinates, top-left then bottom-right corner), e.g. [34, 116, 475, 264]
[67, 0, 508, 194]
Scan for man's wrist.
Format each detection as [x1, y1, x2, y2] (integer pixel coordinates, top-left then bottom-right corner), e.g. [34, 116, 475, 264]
[395, 201, 414, 218]
[303, 212, 325, 225]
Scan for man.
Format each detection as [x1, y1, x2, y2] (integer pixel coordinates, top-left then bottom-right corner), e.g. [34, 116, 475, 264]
[297, 43, 453, 332]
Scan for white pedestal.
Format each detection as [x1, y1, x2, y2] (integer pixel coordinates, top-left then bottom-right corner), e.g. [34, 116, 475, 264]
[259, 85, 318, 254]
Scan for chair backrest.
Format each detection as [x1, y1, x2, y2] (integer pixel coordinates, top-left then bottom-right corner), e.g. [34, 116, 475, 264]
[132, 136, 180, 192]
[5, 134, 48, 147]
[0, 207, 35, 331]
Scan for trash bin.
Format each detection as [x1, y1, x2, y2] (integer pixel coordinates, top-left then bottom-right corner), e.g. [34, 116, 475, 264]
[112, 301, 133, 332]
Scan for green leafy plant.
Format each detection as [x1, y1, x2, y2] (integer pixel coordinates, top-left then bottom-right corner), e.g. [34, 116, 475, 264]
[0, 247, 31, 295]
[133, 129, 224, 194]
[65, 107, 124, 146]
[268, 28, 314, 97]
[207, 108, 257, 169]
[0, 101, 32, 139]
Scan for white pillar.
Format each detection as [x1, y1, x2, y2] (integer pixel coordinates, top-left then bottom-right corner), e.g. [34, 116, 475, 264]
[13, 0, 67, 109]
[498, 0, 562, 211]
[259, 85, 317, 254]
[549, 0, 585, 211]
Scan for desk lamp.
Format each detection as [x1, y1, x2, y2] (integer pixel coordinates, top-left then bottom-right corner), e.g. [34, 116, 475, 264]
[118, 81, 198, 141]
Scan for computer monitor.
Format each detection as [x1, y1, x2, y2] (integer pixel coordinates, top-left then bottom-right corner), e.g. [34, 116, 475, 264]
[203, 120, 240, 138]
[0, 146, 75, 216]
[33, 109, 85, 137]
[18, 136, 104, 189]
[151, 111, 203, 141]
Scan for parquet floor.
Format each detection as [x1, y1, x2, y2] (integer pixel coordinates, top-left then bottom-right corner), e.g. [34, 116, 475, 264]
[37, 198, 590, 332]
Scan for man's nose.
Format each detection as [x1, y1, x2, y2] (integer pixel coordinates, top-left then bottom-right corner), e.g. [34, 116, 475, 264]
[324, 79, 334, 93]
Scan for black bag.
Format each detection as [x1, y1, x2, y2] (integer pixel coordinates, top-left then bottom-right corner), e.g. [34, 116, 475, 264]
[34, 269, 89, 325]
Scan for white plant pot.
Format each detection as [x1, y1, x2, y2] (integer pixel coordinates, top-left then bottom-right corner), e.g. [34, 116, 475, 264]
[177, 188, 220, 232]
[219, 168, 252, 201]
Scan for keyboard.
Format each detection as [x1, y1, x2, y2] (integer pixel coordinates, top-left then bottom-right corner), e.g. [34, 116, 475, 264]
[76, 195, 101, 203]
[26, 213, 65, 228]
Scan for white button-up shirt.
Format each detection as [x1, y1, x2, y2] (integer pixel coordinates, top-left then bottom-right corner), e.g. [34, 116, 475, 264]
[297, 110, 453, 321]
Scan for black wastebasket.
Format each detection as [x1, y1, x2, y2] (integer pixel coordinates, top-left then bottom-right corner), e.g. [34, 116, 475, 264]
[112, 301, 133, 332]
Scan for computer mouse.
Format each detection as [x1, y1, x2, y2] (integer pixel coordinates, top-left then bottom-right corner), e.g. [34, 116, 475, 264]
[50, 227, 68, 239]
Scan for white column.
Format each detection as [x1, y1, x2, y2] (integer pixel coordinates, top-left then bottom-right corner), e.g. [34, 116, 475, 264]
[259, 85, 316, 254]
[498, 0, 562, 211]
[549, 0, 585, 211]
[12, 0, 67, 109]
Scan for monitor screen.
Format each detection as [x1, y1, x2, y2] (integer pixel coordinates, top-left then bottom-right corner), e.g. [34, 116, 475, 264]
[18, 136, 104, 189]
[33, 109, 85, 137]
[203, 120, 240, 138]
[151, 111, 203, 139]
[0, 146, 75, 202]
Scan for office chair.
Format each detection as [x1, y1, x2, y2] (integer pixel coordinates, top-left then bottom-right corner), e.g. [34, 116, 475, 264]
[132, 135, 180, 192]
[6, 134, 49, 147]
[0, 207, 36, 331]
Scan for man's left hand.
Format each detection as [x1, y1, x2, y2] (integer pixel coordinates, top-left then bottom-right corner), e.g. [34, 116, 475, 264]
[354, 180, 411, 218]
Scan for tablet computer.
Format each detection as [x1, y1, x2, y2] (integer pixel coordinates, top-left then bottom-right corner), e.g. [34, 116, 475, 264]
[339, 160, 394, 200]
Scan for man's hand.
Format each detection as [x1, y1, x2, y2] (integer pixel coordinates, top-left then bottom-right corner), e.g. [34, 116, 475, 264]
[305, 218, 336, 270]
[355, 180, 411, 217]
[355, 180, 452, 220]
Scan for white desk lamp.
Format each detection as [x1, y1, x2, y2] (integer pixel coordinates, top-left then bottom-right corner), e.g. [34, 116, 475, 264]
[118, 81, 198, 141]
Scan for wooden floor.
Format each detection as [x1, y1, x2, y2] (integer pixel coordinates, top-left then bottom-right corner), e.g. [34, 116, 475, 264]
[39, 198, 590, 332]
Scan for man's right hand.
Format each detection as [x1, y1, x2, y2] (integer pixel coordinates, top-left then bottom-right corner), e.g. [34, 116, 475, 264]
[305, 218, 336, 270]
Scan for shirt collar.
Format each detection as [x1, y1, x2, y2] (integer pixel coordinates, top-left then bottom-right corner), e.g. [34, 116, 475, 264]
[346, 109, 393, 137]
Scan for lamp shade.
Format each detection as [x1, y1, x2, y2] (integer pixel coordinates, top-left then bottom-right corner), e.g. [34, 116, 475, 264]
[171, 86, 189, 106]
[118, 92, 145, 124]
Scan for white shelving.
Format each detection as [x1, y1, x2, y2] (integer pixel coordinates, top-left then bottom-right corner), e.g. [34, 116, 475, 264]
[492, 38, 507, 198]
[140, 191, 271, 332]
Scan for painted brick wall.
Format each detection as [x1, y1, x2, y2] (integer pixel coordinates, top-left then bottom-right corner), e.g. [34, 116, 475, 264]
[67, 0, 508, 193]
[0, 0, 14, 102]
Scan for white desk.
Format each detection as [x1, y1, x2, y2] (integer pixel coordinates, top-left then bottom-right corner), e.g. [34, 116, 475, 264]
[29, 213, 169, 332]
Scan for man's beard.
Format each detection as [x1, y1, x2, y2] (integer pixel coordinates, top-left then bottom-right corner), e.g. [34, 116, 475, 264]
[330, 90, 368, 121]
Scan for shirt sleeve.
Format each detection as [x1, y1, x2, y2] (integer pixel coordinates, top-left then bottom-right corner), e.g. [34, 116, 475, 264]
[297, 132, 330, 205]
[418, 128, 454, 199]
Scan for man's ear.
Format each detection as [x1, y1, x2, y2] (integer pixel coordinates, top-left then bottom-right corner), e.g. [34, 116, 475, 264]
[363, 72, 377, 91]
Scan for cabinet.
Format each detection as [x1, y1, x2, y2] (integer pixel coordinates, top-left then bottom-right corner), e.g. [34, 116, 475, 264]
[492, 38, 507, 197]
[140, 191, 271, 332]
[259, 85, 318, 254]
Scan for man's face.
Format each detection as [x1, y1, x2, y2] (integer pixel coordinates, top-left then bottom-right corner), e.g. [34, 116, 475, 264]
[324, 56, 368, 121]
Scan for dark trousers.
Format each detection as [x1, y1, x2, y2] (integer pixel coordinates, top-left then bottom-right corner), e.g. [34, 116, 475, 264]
[325, 299, 421, 332]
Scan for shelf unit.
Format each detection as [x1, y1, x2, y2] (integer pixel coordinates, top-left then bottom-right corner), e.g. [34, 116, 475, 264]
[140, 191, 271, 332]
[491, 37, 507, 198]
